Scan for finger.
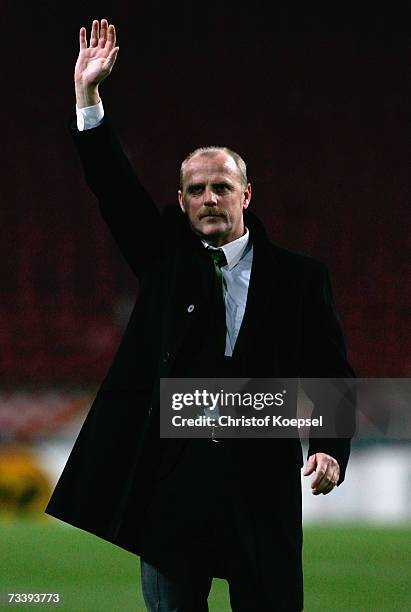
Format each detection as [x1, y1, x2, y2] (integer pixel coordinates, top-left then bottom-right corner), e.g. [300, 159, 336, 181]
[107, 24, 116, 49]
[90, 19, 99, 47]
[99, 18, 108, 48]
[334, 463, 340, 484]
[313, 462, 338, 493]
[313, 475, 331, 494]
[102, 47, 119, 71]
[79, 27, 87, 50]
[321, 482, 335, 495]
[303, 455, 316, 476]
[330, 464, 339, 487]
[310, 460, 329, 489]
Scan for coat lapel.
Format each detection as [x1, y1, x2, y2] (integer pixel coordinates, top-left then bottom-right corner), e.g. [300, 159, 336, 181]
[232, 213, 283, 362]
[160, 215, 214, 376]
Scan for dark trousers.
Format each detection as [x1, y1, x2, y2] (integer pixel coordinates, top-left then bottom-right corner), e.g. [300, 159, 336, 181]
[138, 357, 303, 611]
[138, 438, 303, 611]
[140, 553, 273, 612]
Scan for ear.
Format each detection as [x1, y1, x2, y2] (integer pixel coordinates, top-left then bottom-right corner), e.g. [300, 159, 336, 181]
[178, 190, 186, 214]
[242, 183, 252, 210]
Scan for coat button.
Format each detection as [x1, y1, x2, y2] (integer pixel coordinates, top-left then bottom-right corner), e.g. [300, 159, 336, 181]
[187, 304, 195, 313]
[163, 351, 171, 363]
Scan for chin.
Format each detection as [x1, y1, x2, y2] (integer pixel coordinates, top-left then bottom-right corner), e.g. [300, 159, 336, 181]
[199, 218, 228, 234]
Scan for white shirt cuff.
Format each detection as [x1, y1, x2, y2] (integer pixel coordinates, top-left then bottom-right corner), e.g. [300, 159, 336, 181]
[76, 100, 104, 131]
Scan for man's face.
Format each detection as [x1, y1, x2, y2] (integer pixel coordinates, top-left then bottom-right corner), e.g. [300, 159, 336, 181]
[178, 151, 252, 247]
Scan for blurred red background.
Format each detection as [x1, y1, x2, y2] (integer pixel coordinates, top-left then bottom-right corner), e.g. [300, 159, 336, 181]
[1, 3, 409, 387]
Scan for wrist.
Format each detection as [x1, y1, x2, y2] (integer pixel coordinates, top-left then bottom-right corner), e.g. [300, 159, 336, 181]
[75, 82, 100, 109]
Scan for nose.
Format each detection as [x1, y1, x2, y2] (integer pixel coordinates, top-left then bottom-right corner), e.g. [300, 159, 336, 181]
[203, 187, 218, 206]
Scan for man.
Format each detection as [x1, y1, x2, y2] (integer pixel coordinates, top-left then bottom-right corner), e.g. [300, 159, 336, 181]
[45, 19, 355, 611]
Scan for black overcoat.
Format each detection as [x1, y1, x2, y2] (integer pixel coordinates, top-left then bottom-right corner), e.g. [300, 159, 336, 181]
[45, 118, 354, 568]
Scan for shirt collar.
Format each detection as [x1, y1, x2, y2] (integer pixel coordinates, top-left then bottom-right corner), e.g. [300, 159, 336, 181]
[201, 227, 250, 270]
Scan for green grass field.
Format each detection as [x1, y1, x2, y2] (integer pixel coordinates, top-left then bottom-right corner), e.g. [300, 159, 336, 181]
[0, 520, 409, 611]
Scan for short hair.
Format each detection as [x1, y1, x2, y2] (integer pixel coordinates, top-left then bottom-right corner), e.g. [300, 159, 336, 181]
[180, 146, 248, 189]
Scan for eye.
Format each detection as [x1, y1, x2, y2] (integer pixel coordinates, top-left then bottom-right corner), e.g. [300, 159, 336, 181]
[187, 185, 204, 195]
[214, 183, 231, 194]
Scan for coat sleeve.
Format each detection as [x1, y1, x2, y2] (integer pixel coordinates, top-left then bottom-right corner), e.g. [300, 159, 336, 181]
[299, 261, 356, 485]
[70, 116, 162, 277]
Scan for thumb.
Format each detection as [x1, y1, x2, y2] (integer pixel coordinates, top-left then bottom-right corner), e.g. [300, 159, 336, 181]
[303, 454, 317, 476]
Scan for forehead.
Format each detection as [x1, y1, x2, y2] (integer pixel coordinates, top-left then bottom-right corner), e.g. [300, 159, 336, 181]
[183, 152, 240, 184]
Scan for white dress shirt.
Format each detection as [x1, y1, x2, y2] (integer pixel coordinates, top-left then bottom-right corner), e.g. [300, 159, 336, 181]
[202, 232, 253, 356]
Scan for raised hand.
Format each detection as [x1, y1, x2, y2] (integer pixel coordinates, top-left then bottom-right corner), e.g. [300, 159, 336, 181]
[74, 19, 119, 108]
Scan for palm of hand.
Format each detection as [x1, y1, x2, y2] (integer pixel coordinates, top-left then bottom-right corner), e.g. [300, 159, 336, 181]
[75, 48, 110, 85]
